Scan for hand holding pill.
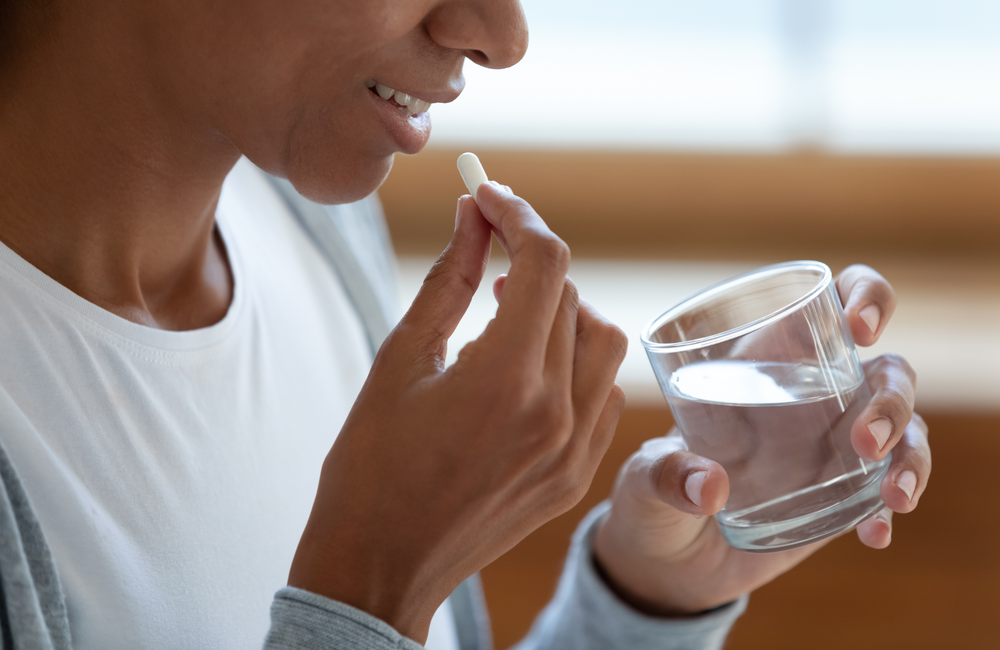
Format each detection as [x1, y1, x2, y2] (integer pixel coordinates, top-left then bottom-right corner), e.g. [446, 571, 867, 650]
[457, 152, 489, 200]
[289, 153, 628, 644]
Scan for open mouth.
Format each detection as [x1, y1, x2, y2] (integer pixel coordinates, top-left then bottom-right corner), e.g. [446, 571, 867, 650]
[366, 79, 432, 116]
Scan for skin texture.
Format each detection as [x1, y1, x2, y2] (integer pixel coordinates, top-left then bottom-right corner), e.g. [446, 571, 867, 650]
[0, 0, 527, 329]
[0, 0, 931, 644]
[290, 185, 628, 639]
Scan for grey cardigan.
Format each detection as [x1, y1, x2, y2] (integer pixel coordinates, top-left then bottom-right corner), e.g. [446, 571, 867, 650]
[0, 174, 746, 650]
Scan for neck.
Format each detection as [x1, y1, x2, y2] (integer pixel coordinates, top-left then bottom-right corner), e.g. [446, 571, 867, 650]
[0, 4, 239, 331]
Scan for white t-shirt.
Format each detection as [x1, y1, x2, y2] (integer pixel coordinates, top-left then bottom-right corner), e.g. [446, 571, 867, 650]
[0, 159, 456, 650]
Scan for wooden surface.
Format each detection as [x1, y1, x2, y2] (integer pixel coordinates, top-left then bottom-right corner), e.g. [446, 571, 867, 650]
[480, 409, 1000, 650]
[379, 149, 1000, 259]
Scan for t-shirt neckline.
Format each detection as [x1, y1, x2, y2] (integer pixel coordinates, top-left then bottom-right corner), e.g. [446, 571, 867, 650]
[0, 211, 246, 353]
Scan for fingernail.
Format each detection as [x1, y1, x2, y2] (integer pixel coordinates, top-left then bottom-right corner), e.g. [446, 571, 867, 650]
[685, 471, 708, 508]
[896, 470, 917, 501]
[876, 514, 892, 544]
[868, 418, 893, 450]
[859, 304, 881, 334]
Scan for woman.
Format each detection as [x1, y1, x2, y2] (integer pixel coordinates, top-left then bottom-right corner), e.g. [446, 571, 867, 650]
[0, 0, 929, 648]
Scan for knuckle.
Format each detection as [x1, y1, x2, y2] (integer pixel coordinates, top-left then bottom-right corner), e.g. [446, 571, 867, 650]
[897, 447, 932, 487]
[867, 351, 893, 372]
[398, 319, 448, 359]
[880, 353, 917, 386]
[422, 254, 452, 287]
[609, 384, 627, 414]
[839, 264, 870, 286]
[881, 279, 898, 304]
[530, 235, 571, 272]
[549, 469, 590, 514]
[839, 265, 895, 307]
[547, 404, 575, 444]
[877, 388, 911, 424]
[865, 273, 895, 304]
[586, 323, 628, 366]
[385, 321, 423, 353]
[648, 452, 677, 497]
[376, 325, 402, 355]
[914, 444, 933, 473]
[527, 400, 574, 453]
[865, 355, 885, 373]
[648, 454, 668, 495]
[563, 278, 580, 306]
[498, 378, 539, 413]
[549, 489, 578, 517]
[606, 325, 629, 362]
[903, 415, 932, 467]
[880, 351, 906, 369]
[426, 252, 477, 296]
[919, 441, 933, 472]
[498, 190, 531, 211]
[564, 480, 590, 509]
[453, 339, 482, 367]
[901, 358, 917, 384]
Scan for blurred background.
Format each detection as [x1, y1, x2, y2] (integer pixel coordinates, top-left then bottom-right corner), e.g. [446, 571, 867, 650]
[379, 1, 1000, 647]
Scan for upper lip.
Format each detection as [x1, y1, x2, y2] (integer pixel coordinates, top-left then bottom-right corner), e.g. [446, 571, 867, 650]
[366, 78, 463, 106]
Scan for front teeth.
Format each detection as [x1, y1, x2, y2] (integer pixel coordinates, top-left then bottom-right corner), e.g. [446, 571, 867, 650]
[408, 97, 431, 114]
[369, 80, 432, 115]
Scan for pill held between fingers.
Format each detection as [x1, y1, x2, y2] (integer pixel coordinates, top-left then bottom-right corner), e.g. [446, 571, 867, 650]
[457, 152, 489, 202]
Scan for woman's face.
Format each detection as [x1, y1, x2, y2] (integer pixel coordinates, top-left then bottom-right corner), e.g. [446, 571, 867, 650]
[143, 0, 528, 203]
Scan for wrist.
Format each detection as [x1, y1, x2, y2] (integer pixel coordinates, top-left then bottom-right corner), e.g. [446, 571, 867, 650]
[288, 522, 436, 643]
[592, 511, 731, 616]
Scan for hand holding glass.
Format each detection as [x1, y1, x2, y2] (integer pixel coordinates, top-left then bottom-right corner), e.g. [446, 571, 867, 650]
[642, 261, 888, 552]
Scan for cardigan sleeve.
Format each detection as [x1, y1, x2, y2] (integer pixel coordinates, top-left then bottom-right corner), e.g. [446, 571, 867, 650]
[263, 588, 425, 650]
[511, 501, 748, 650]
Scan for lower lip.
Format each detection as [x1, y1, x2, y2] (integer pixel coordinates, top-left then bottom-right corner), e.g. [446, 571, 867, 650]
[368, 90, 432, 155]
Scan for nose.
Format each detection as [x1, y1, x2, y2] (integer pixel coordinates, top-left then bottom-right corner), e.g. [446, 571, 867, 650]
[425, 0, 529, 70]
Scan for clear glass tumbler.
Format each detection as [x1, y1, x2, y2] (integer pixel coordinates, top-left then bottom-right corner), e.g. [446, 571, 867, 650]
[641, 261, 889, 552]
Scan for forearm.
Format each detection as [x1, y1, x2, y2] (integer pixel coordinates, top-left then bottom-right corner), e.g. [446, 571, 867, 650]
[512, 502, 747, 650]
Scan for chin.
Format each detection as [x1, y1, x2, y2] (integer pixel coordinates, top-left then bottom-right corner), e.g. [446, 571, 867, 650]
[278, 152, 395, 206]
[242, 129, 396, 206]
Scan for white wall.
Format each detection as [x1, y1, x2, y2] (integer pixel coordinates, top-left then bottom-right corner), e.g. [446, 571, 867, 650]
[428, 0, 1000, 154]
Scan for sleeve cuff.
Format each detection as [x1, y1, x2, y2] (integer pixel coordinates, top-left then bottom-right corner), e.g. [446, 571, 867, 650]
[518, 501, 747, 650]
[264, 587, 424, 650]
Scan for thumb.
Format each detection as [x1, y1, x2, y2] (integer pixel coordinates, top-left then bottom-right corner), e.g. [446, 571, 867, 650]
[639, 436, 729, 518]
[607, 435, 731, 558]
[392, 196, 492, 371]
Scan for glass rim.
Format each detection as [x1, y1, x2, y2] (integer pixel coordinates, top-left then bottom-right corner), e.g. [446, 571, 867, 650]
[640, 260, 833, 354]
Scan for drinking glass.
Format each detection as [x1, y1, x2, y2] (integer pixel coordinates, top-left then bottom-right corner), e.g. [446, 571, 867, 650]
[641, 261, 889, 552]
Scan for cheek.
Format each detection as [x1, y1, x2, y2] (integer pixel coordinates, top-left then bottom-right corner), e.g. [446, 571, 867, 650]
[192, 1, 429, 202]
[223, 60, 397, 204]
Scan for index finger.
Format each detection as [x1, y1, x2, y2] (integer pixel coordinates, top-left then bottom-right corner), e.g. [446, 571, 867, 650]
[851, 354, 917, 462]
[474, 182, 571, 368]
[836, 264, 898, 346]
